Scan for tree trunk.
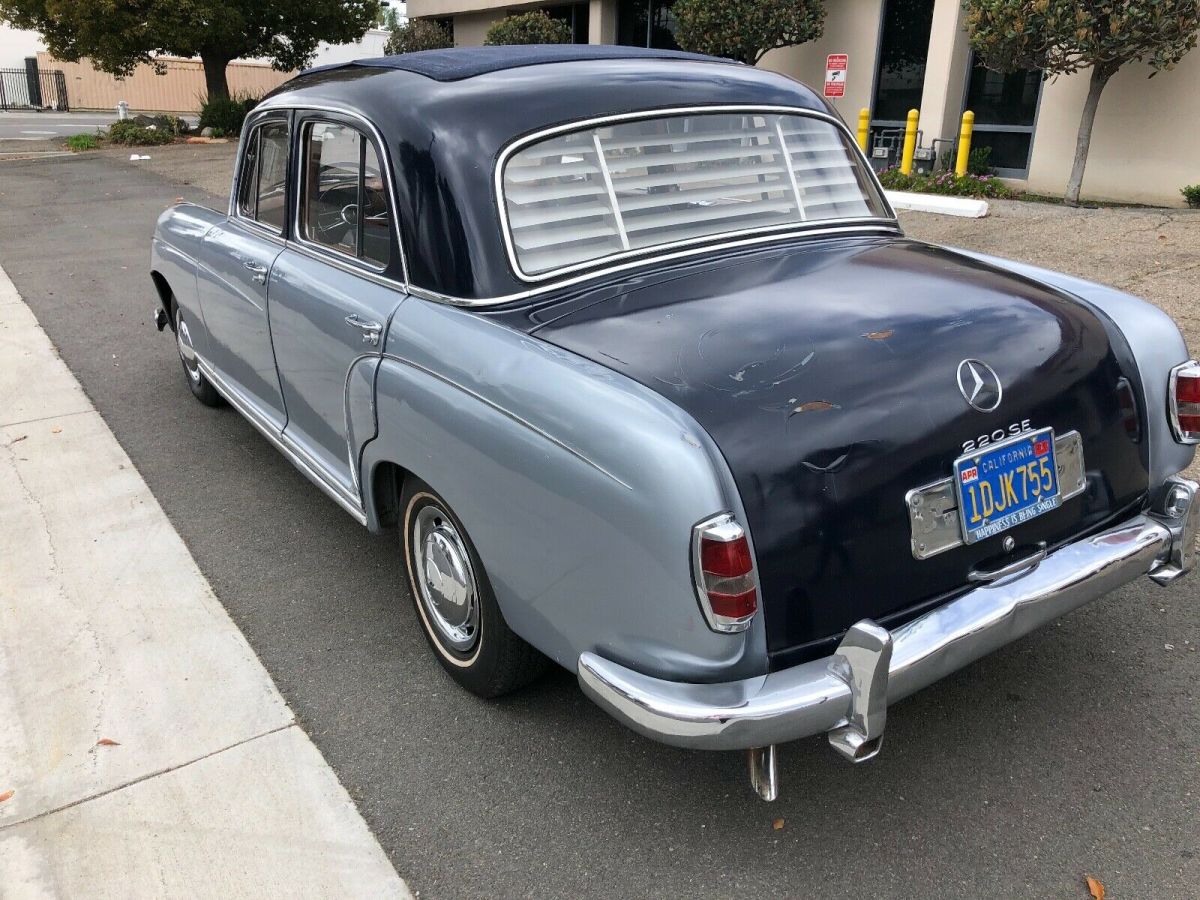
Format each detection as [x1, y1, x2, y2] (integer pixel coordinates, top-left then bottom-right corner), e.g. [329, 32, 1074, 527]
[201, 53, 231, 102]
[1064, 65, 1113, 206]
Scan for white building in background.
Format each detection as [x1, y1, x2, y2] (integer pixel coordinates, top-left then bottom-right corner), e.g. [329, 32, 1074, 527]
[0, 23, 45, 68]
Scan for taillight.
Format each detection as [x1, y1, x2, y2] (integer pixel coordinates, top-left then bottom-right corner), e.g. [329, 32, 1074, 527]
[1169, 361, 1200, 444]
[692, 514, 758, 633]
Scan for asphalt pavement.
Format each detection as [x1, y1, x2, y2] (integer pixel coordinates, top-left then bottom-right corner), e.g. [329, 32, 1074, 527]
[0, 150, 1196, 899]
[0, 110, 118, 140]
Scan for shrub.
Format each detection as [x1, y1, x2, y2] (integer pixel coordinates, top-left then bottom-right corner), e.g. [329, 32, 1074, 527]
[878, 167, 1014, 200]
[484, 10, 571, 45]
[675, 0, 825, 65]
[107, 120, 175, 146]
[198, 93, 259, 136]
[65, 132, 99, 151]
[1182, 185, 1200, 208]
[384, 18, 454, 54]
[966, 145, 993, 176]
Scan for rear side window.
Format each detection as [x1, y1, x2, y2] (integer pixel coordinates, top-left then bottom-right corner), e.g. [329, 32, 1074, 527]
[236, 120, 289, 232]
[300, 121, 392, 268]
[500, 111, 889, 278]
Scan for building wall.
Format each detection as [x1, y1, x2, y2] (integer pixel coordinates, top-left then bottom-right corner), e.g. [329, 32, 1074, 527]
[1022, 52, 1200, 206]
[760, 0, 884, 125]
[453, 10, 506, 46]
[309, 29, 392, 67]
[38, 53, 293, 114]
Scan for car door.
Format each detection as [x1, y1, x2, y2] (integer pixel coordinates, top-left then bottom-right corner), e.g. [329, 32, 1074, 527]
[195, 114, 291, 427]
[268, 115, 406, 498]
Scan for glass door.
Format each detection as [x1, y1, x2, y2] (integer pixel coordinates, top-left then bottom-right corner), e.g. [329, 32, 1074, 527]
[869, 0, 936, 167]
[962, 61, 1043, 177]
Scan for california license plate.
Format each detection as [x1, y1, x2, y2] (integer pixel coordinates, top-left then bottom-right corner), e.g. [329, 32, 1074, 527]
[954, 428, 1061, 544]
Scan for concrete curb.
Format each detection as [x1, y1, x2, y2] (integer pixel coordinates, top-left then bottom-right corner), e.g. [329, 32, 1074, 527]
[0, 263, 411, 899]
[886, 190, 989, 218]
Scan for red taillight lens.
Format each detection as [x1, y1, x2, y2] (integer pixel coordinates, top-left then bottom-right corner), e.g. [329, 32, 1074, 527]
[694, 515, 758, 633]
[1171, 361, 1200, 444]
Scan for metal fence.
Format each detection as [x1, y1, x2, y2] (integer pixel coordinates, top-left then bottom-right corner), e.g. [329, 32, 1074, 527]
[0, 63, 69, 111]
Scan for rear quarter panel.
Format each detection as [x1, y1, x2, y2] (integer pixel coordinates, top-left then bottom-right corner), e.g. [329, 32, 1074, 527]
[363, 299, 769, 681]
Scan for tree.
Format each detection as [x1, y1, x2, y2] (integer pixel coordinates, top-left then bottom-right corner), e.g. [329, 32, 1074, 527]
[0, 0, 380, 101]
[484, 10, 572, 46]
[964, 0, 1200, 205]
[384, 18, 454, 55]
[674, 0, 826, 65]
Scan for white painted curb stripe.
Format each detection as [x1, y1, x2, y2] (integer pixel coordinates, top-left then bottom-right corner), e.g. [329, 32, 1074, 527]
[886, 190, 990, 218]
[0, 263, 411, 899]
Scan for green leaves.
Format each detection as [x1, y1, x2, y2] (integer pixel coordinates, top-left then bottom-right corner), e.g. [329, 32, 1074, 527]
[384, 18, 453, 55]
[0, 0, 381, 76]
[483, 10, 572, 46]
[674, 0, 826, 65]
[962, 0, 1200, 77]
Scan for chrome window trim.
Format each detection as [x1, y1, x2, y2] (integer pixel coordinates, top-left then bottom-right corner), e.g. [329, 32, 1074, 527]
[293, 116, 393, 277]
[251, 101, 900, 308]
[253, 100, 411, 287]
[407, 223, 900, 308]
[229, 113, 290, 238]
[494, 105, 899, 284]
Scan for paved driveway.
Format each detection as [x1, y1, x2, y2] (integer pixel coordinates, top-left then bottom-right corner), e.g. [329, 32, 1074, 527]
[0, 148, 1196, 899]
[0, 111, 118, 140]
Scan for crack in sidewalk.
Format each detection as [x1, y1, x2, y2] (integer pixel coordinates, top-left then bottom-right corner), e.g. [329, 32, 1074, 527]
[0, 722, 296, 832]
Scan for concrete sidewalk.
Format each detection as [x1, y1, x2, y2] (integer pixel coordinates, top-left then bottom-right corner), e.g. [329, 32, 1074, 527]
[0, 264, 409, 898]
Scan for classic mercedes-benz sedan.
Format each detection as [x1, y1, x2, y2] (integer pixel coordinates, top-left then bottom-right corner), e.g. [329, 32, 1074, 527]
[151, 45, 1199, 800]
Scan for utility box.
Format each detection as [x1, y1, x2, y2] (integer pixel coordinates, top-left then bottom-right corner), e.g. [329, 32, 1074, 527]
[913, 147, 935, 176]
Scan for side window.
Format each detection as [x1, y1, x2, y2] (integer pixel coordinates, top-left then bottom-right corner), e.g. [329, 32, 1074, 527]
[236, 120, 289, 233]
[301, 120, 392, 268]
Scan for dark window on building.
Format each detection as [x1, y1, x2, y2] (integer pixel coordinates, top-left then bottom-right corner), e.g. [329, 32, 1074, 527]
[963, 63, 1043, 176]
[432, 16, 454, 42]
[871, 0, 935, 124]
[544, 2, 590, 44]
[616, 0, 680, 50]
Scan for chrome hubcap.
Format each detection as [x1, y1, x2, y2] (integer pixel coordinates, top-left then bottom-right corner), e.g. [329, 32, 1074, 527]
[176, 312, 201, 385]
[413, 505, 479, 652]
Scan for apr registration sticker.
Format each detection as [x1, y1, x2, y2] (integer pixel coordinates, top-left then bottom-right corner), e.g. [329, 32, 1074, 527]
[953, 428, 1061, 544]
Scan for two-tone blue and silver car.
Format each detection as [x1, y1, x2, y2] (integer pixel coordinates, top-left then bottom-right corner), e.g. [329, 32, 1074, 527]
[150, 46, 1200, 800]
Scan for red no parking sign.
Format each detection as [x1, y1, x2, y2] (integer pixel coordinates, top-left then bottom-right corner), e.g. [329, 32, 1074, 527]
[824, 54, 848, 98]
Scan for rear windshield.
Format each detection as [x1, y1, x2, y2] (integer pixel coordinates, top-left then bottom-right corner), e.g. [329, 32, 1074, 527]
[499, 110, 890, 279]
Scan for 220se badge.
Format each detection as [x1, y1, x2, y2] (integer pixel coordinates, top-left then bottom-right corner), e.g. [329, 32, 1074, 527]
[149, 46, 1200, 801]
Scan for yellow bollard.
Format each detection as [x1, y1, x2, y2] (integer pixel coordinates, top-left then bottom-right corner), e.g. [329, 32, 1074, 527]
[900, 109, 919, 175]
[955, 110, 975, 177]
[857, 108, 870, 153]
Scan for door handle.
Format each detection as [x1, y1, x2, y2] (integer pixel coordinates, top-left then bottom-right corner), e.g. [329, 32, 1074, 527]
[243, 261, 268, 284]
[345, 314, 383, 347]
[968, 542, 1048, 584]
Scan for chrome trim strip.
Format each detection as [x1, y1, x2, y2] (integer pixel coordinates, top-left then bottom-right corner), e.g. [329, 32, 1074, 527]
[494, 105, 898, 284]
[406, 224, 900, 308]
[378, 351, 632, 490]
[579, 511, 1180, 751]
[197, 354, 367, 524]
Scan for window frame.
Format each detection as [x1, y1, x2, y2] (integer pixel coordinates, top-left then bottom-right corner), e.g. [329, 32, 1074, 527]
[494, 105, 896, 284]
[292, 112, 398, 275]
[231, 114, 291, 238]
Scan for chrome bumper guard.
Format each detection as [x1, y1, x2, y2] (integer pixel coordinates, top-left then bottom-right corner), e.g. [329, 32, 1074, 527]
[579, 477, 1198, 789]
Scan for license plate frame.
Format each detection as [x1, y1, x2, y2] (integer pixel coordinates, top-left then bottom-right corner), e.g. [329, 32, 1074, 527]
[953, 427, 1061, 545]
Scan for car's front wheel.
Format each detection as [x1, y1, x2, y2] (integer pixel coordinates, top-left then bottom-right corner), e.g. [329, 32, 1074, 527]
[174, 305, 223, 407]
[401, 478, 547, 697]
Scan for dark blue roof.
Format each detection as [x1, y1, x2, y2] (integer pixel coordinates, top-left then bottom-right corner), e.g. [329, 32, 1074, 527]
[306, 44, 740, 82]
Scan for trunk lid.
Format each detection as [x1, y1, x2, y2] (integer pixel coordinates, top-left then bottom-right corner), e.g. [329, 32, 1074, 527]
[515, 237, 1150, 667]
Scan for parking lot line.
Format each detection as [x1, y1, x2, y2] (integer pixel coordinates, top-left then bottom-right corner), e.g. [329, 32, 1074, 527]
[0, 264, 410, 898]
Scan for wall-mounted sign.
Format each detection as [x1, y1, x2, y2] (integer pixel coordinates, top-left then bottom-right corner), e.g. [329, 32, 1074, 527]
[824, 54, 848, 98]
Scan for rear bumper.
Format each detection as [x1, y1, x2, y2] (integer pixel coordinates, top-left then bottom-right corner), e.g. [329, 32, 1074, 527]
[578, 476, 1199, 756]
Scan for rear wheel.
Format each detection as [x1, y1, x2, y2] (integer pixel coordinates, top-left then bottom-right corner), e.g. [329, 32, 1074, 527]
[174, 305, 223, 407]
[401, 478, 548, 697]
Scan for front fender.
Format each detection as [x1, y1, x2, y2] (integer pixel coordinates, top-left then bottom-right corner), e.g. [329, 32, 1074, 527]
[360, 299, 769, 682]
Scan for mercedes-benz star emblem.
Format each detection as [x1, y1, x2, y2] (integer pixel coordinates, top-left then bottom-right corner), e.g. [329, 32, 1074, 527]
[956, 359, 1003, 412]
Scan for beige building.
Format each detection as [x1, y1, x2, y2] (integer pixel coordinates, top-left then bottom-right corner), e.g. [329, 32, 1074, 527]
[407, 0, 1200, 206]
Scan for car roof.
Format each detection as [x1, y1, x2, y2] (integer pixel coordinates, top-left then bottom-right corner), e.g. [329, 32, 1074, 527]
[301, 44, 740, 82]
[259, 49, 845, 301]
